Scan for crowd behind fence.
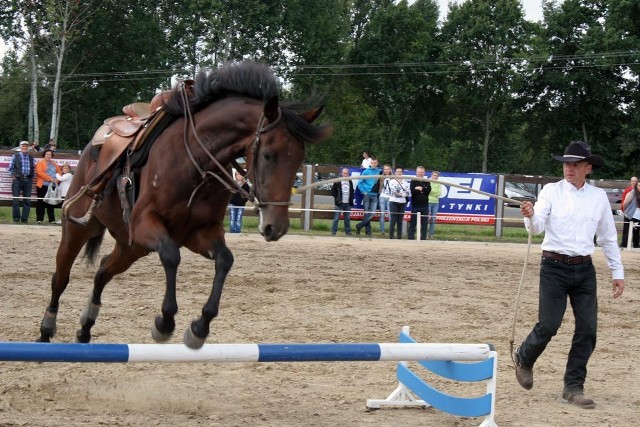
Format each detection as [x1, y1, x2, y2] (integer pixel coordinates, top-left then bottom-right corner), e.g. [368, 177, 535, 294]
[1, 150, 629, 238]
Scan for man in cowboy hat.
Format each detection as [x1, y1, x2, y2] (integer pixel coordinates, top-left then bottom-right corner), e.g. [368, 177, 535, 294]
[514, 141, 624, 409]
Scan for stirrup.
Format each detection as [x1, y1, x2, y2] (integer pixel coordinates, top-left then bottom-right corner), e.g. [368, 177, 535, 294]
[68, 199, 97, 226]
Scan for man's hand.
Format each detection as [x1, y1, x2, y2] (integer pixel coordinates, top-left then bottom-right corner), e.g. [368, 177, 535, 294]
[612, 279, 624, 298]
[520, 201, 534, 218]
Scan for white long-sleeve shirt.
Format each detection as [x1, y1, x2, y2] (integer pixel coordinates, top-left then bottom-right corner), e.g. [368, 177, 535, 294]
[56, 172, 73, 197]
[524, 179, 624, 280]
[388, 178, 410, 203]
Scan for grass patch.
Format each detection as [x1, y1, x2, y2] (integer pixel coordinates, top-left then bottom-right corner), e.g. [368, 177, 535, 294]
[0, 206, 541, 244]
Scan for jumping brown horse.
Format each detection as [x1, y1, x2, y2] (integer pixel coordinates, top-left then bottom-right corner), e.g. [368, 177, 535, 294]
[36, 62, 331, 348]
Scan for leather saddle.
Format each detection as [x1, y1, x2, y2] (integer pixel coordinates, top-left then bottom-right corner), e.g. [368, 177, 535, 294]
[89, 93, 169, 183]
[63, 82, 192, 227]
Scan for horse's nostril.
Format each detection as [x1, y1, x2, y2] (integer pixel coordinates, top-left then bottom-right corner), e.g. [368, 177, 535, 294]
[263, 225, 273, 240]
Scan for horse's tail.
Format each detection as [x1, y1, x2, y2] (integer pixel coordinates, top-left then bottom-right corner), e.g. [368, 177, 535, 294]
[83, 228, 106, 265]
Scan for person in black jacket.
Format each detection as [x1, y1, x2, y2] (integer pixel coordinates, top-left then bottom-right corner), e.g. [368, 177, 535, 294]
[228, 172, 250, 233]
[331, 168, 354, 236]
[408, 166, 431, 240]
[8, 141, 35, 223]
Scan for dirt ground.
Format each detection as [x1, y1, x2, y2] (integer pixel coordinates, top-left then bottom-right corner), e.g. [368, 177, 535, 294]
[0, 224, 638, 427]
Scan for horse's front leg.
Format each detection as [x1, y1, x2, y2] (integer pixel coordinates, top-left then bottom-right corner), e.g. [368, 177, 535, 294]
[151, 236, 181, 342]
[184, 239, 233, 349]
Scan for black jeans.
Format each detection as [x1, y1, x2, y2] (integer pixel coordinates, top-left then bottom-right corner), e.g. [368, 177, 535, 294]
[11, 178, 32, 222]
[388, 201, 406, 239]
[408, 206, 428, 240]
[518, 258, 597, 392]
[631, 218, 640, 248]
[620, 216, 631, 247]
[36, 185, 56, 222]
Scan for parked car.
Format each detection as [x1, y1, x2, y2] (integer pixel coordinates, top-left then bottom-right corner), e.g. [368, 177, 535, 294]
[503, 182, 537, 207]
[603, 188, 622, 206]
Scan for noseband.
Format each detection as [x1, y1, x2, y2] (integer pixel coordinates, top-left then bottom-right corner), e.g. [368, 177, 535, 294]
[178, 82, 291, 208]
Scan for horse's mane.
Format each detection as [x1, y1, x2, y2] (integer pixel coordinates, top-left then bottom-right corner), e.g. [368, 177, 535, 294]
[164, 62, 279, 115]
[163, 61, 330, 145]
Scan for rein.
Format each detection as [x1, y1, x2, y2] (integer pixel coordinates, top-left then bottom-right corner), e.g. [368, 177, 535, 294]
[177, 83, 288, 208]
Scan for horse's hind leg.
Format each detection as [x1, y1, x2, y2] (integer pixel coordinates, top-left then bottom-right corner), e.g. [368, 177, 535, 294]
[184, 238, 234, 349]
[75, 240, 146, 343]
[37, 224, 99, 342]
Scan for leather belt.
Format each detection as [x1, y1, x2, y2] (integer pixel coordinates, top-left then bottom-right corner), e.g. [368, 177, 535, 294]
[542, 250, 592, 265]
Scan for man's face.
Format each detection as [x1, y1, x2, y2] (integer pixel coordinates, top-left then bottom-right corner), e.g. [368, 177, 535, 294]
[370, 160, 378, 168]
[416, 168, 425, 177]
[563, 161, 592, 187]
[20, 144, 28, 152]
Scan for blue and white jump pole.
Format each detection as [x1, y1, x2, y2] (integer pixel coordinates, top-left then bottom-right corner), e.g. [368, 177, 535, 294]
[0, 341, 490, 363]
[0, 327, 498, 427]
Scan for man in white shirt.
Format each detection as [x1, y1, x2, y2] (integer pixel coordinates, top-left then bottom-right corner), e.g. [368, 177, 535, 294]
[361, 151, 371, 169]
[514, 141, 624, 409]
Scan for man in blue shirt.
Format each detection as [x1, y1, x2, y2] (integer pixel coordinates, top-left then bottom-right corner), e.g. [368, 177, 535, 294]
[355, 157, 381, 236]
[8, 141, 35, 223]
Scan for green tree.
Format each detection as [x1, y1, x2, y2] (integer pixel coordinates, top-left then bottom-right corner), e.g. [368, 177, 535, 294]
[349, 0, 441, 167]
[54, 1, 173, 149]
[439, 0, 533, 173]
[525, 0, 631, 177]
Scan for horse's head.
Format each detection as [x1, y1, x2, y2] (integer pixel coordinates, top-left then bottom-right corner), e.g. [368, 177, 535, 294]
[247, 96, 331, 242]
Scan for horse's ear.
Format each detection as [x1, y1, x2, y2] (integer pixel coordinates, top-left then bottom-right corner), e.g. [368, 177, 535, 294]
[300, 106, 324, 123]
[264, 96, 279, 122]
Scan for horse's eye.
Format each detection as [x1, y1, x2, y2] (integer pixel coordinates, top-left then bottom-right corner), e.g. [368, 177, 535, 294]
[263, 151, 272, 161]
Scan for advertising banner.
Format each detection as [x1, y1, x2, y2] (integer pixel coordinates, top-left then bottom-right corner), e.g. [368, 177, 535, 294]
[340, 167, 497, 225]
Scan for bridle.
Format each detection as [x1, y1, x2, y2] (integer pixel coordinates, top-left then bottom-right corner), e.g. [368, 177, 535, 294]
[177, 82, 291, 209]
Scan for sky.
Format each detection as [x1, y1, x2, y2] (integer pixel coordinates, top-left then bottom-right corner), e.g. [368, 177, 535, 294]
[437, 0, 545, 22]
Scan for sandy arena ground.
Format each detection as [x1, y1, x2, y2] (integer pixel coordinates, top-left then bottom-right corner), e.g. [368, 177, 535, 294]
[0, 224, 638, 426]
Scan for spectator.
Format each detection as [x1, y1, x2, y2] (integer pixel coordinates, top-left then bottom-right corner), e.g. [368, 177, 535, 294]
[8, 141, 35, 223]
[44, 138, 57, 152]
[408, 166, 431, 240]
[427, 171, 443, 239]
[378, 164, 392, 236]
[622, 180, 640, 248]
[35, 148, 61, 224]
[53, 163, 74, 224]
[388, 167, 410, 239]
[56, 163, 74, 199]
[361, 151, 372, 169]
[228, 172, 250, 233]
[30, 141, 41, 152]
[331, 168, 354, 236]
[514, 141, 624, 409]
[620, 176, 638, 247]
[355, 158, 381, 236]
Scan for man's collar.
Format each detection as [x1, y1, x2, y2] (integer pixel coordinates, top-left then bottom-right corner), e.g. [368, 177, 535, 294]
[562, 179, 588, 191]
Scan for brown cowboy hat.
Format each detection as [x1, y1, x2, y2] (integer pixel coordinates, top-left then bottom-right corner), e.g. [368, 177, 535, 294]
[552, 141, 604, 168]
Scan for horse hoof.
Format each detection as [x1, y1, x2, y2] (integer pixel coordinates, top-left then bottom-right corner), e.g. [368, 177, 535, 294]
[151, 324, 172, 342]
[75, 330, 91, 343]
[183, 327, 206, 349]
[35, 336, 51, 343]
